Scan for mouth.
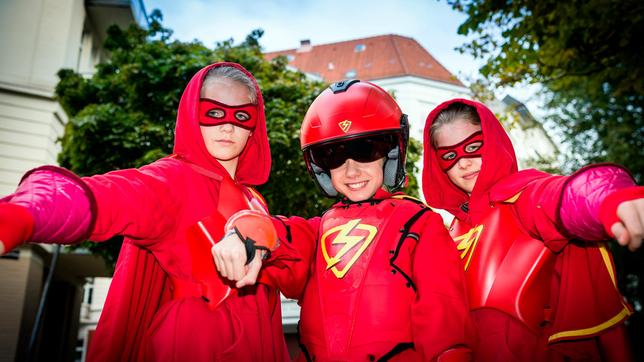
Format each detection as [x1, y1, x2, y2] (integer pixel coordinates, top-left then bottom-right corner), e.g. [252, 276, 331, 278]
[462, 171, 479, 180]
[346, 180, 369, 190]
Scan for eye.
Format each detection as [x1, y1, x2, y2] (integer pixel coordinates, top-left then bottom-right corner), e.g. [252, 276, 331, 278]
[234, 111, 250, 122]
[464, 142, 482, 153]
[207, 108, 225, 119]
[441, 151, 456, 160]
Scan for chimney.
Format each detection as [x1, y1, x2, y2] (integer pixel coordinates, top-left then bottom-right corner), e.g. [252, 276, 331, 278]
[297, 39, 312, 53]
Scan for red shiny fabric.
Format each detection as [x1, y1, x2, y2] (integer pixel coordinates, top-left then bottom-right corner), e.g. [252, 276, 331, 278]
[83, 62, 288, 361]
[422, 99, 633, 361]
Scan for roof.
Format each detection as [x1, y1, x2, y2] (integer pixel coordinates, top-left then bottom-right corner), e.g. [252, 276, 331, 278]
[264, 34, 463, 86]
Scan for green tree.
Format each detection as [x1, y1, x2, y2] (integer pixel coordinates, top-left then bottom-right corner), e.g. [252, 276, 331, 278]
[55, 11, 420, 267]
[449, 0, 644, 182]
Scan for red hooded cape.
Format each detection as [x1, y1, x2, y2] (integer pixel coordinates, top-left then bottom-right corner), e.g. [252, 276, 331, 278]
[86, 62, 286, 361]
[422, 98, 631, 359]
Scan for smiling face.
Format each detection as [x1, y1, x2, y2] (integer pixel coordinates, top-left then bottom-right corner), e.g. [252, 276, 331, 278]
[330, 158, 385, 202]
[434, 118, 483, 194]
[200, 79, 253, 177]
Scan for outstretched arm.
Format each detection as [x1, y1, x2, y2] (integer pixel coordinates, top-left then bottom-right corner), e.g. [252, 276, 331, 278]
[558, 164, 642, 250]
[0, 166, 94, 254]
[511, 164, 642, 251]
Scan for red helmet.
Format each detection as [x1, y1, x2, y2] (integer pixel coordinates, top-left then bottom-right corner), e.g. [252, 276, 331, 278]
[301, 80, 409, 197]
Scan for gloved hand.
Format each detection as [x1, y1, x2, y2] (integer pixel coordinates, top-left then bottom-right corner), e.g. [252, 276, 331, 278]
[0, 203, 35, 254]
[212, 210, 279, 288]
[224, 209, 279, 263]
[599, 186, 644, 251]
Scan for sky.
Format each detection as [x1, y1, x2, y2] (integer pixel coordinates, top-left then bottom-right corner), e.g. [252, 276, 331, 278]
[142, 0, 546, 118]
[143, 0, 483, 84]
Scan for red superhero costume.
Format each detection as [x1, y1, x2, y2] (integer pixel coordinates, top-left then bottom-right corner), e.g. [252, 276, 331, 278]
[260, 81, 477, 361]
[1, 63, 290, 361]
[422, 98, 636, 361]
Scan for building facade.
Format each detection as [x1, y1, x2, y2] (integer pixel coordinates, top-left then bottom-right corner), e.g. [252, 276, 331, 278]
[0, 1, 146, 361]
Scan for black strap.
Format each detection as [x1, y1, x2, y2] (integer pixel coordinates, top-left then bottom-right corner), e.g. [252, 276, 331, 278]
[377, 342, 415, 361]
[233, 227, 271, 265]
[390, 207, 432, 292]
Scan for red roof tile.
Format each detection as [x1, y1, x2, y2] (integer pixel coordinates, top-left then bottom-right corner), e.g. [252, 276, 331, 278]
[264, 34, 463, 86]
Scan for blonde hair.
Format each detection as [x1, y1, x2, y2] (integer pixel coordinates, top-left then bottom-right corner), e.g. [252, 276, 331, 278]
[201, 66, 257, 104]
[429, 102, 481, 147]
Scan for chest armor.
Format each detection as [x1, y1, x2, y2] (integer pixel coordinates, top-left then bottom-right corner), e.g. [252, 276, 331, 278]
[299, 199, 423, 361]
[450, 202, 556, 332]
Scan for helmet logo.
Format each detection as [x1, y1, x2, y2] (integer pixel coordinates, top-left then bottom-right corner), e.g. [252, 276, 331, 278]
[338, 120, 352, 133]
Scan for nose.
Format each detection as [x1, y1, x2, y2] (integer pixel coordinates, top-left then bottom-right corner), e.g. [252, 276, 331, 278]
[218, 123, 234, 133]
[344, 159, 361, 177]
[456, 157, 472, 169]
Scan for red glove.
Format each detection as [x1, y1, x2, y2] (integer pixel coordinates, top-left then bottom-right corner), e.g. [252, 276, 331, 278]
[224, 209, 279, 263]
[599, 186, 644, 237]
[0, 203, 35, 254]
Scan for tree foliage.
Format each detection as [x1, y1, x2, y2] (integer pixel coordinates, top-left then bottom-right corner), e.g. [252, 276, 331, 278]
[55, 10, 420, 266]
[449, 0, 644, 182]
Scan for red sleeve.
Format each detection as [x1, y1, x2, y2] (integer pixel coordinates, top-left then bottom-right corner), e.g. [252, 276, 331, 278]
[83, 158, 183, 246]
[412, 211, 477, 360]
[510, 175, 570, 251]
[257, 215, 319, 300]
[511, 164, 637, 252]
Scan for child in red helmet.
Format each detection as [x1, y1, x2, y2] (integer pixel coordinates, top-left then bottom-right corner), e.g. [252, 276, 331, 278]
[0, 63, 288, 361]
[213, 80, 477, 361]
[423, 99, 643, 361]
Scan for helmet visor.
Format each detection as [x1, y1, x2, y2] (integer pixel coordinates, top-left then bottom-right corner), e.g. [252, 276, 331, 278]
[308, 134, 397, 170]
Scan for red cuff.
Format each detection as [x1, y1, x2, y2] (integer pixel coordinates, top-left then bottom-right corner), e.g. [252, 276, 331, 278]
[599, 186, 644, 237]
[225, 210, 279, 251]
[0, 203, 35, 253]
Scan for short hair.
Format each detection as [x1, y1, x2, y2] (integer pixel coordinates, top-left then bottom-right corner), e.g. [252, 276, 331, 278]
[201, 66, 257, 104]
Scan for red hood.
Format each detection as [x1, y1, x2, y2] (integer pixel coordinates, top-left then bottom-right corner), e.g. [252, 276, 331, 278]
[173, 62, 271, 185]
[422, 98, 517, 222]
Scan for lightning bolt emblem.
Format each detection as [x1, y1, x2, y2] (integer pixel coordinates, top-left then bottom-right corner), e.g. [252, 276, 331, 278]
[321, 219, 377, 278]
[338, 120, 352, 132]
[454, 224, 484, 271]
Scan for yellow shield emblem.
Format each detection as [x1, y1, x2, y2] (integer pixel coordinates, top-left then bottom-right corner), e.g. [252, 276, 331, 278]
[321, 219, 377, 278]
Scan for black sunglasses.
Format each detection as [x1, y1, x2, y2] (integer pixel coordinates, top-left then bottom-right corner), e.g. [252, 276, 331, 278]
[308, 134, 397, 170]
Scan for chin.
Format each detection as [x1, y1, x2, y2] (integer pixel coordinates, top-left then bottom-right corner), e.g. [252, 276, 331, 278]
[345, 189, 377, 202]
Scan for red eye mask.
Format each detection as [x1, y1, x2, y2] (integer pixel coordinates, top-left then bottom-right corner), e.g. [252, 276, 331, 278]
[436, 131, 484, 171]
[198, 98, 258, 130]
